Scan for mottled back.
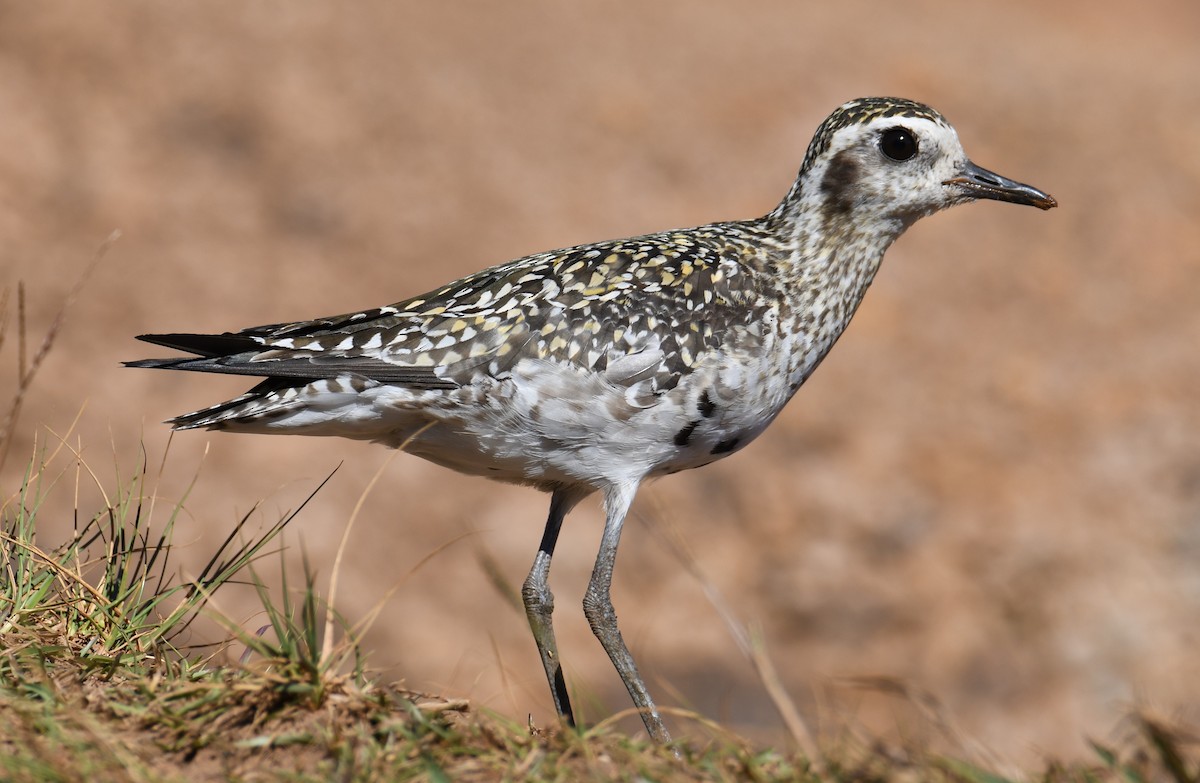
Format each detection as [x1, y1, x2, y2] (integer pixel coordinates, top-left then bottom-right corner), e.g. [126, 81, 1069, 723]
[226, 223, 783, 396]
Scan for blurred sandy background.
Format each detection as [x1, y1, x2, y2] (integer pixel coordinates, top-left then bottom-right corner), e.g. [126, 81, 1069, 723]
[3, 0, 1198, 764]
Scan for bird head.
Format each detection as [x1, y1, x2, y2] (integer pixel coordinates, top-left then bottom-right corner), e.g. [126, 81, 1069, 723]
[785, 97, 1056, 231]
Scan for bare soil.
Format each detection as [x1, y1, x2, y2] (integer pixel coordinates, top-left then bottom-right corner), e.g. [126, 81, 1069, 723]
[3, 0, 1199, 766]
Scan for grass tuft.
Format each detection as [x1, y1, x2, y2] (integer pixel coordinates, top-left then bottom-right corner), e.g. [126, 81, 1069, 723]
[0, 436, 1198, 780]
[1, 434, 312, 674]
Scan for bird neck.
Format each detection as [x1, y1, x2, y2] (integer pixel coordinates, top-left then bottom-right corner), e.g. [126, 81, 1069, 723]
[763, 177, 909, 306]
[752, 177, 911, 392]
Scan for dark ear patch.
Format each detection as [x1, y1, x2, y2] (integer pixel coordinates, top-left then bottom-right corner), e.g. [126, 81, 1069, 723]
[820, 149, 860, 217]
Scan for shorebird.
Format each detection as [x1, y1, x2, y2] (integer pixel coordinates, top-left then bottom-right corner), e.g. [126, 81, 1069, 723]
[128, 97, 1055, 744]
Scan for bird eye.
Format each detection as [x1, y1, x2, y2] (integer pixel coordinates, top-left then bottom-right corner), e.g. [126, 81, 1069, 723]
[880, 127, 919, 161]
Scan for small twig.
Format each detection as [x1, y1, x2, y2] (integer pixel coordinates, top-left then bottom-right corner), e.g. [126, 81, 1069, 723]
[746, 624, 819, 758]
[0, 404, 86, 517]
[474, 541, 523, 613]
[636, 492, 821, 761]
[839, 675, 1008, 772]
[346, 528, 476, 644]
[591, 703, 733, 739]
[0, 286, 11, 355]
[17, 282, 26, 383]
[487, 631, 519, 720]
[0, 230, 119, 472]
[321, 420, 433, 664]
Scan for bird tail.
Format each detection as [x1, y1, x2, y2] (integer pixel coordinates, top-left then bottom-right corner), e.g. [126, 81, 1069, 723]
[154, 377, 305, 430]
[126, 332, 305, 429]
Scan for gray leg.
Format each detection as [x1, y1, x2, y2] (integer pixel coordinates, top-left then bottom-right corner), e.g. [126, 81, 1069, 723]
[582, 481, 672, 744]
[522, 486, 588, 726]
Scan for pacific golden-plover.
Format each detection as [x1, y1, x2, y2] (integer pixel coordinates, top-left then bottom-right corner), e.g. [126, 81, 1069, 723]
[129, 97, 1056, 744]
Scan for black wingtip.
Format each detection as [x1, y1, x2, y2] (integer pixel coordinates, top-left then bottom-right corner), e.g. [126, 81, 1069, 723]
[134, 332, 260, 358]
[124, 357, 188, 370]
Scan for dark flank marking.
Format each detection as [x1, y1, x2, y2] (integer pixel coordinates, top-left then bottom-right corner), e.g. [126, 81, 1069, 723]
[674, 420, 699, 447]
[820, 149, 860, 217]
[698, 389, 717, 418]
[711, 437, 740, 455]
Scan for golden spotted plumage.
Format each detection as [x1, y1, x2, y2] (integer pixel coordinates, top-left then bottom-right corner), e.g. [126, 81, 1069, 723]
[129, 98, 1055, 745]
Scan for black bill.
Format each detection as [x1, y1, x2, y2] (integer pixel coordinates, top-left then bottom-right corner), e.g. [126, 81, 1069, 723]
[945, 160, 1057, 210]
